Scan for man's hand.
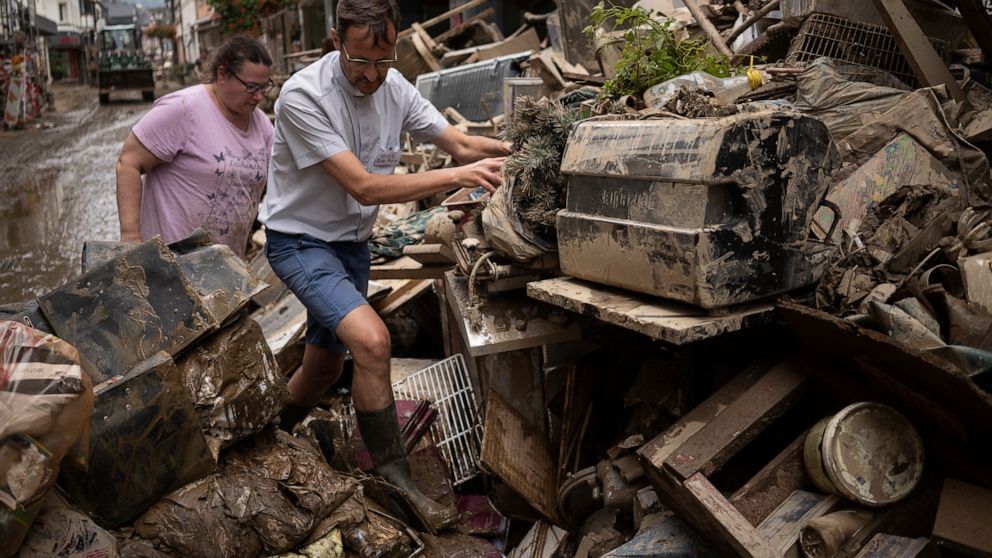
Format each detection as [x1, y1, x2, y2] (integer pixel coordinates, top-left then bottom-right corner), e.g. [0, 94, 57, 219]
[458, 157, 506, 193]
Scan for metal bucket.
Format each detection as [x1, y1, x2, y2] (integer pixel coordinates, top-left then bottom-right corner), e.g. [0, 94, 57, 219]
[803, 402, 924, 506]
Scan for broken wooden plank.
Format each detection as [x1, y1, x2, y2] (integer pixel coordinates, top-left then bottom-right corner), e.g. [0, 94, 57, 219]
[370, 256, 450, 280]
[871, 0, 967, 104]
[397, 0, 488, 38]
[682, 0, 735, 58]
[475, 27, 540, 62]
[638, 366, 763, 469]
[402, 243, 455, 266]
[480, 390, 559, 523]
[527, 277, 775, 346]
[665, 359, 810, 480]
[644, 468, 778, 558]
[432, 7, 497, 44]
[373, 279, 432, 316]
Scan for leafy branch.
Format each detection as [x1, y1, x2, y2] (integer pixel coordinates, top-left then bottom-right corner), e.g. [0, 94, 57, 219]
[583, 1, 732, 99]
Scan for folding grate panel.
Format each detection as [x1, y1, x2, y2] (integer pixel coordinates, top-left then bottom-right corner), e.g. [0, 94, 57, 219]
[786, 13, 952, 88]
[345, 354, 483, 485]
[414, 52, 530, 121]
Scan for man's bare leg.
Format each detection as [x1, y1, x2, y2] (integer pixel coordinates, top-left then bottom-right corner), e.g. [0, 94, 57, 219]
[336, 305, 455, 529]
[289, 343, 346, 406]
[278, 344, 345, 431]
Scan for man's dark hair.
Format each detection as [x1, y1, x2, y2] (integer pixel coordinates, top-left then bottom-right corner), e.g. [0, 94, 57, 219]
[336, 0, 400, 47]
[206, 35, 272, 83]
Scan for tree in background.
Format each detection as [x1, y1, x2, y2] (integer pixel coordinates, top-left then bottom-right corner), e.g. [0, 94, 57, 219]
[205, 0, 292, 35]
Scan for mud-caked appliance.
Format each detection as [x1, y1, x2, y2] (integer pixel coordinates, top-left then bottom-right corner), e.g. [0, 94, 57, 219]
[556, 111, 841, 309]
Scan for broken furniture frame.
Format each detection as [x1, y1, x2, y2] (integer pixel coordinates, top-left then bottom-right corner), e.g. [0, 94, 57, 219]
[636, 359, 812, 557]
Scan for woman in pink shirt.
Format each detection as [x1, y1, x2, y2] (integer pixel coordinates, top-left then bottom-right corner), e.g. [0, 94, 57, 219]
[115, 36, 275, 257]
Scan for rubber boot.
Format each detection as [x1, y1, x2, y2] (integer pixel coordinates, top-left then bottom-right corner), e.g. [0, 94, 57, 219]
[278, 403, 312, 433]
[356, 402, 455, 530]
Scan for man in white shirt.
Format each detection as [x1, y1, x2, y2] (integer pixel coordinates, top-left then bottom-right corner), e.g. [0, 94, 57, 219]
[259, 0, 509, 528]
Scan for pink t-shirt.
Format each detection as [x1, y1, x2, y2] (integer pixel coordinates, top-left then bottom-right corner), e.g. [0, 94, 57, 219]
[132, 84, 274, 257]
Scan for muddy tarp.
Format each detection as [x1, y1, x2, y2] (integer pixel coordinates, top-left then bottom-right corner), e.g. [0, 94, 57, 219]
[793, 58, 913, 140]
[135, 431, 357, 557]
[177, 317, 288, 458]
[836, 88, 992, 208]
[58, 351, 216, 529]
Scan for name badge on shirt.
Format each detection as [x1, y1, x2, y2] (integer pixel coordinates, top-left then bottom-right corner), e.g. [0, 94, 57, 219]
[372, 149, 402, 168]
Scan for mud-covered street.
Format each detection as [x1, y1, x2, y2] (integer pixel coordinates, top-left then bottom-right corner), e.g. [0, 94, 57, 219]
[0, 86, 160, 304]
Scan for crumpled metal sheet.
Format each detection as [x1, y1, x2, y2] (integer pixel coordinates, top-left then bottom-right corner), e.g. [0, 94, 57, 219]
[135, 431, 357, 558]
[39, 238, 215, 384]
[177, 317, 289, 458]
[58, 351, 216, 529]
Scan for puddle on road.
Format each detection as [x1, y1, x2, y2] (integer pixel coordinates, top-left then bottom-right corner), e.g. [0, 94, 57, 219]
[0, 106, 142, 304]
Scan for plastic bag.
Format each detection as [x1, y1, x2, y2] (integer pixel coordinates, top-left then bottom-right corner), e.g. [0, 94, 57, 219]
[0, 320, 94, 558]
[482, 177, 556, 263]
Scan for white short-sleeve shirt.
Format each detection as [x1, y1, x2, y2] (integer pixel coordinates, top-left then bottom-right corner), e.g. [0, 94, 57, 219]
[258, 51, 449, 242]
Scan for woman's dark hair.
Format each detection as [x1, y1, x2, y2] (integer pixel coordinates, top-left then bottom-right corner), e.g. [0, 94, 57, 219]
[206, 35, 272, 82]
[336, 0, 400, 47]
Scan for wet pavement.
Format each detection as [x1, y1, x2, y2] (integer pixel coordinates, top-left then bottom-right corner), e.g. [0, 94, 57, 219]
[0, 86, 160, 305]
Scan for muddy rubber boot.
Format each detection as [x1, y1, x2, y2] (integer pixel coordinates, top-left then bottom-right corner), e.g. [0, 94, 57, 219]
[357, 403, 456, 531]
[278, 403, 312, 433]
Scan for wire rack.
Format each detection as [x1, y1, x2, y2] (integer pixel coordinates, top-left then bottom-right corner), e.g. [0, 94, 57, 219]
[345, 354, 483, 486]
[786, 13, 951, 88]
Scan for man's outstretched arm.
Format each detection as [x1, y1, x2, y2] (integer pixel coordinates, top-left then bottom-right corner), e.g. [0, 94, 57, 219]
[432, 125, 512, 164]
[319, 150, 505, 206]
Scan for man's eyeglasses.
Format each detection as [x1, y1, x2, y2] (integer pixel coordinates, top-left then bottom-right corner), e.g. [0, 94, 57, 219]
[341, 43, 398, 71]
[229, 71, 275, 95]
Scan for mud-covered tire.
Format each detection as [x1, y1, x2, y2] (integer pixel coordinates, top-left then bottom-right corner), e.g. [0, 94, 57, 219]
[98, 93, 110, 104]
[141, 90, 154, 101]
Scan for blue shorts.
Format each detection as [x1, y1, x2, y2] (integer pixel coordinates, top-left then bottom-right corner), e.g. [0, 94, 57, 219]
[264, 229, 370, 354]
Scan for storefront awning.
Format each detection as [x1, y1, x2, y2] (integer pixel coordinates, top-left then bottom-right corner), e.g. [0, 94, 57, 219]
[34, 15, 58, 36]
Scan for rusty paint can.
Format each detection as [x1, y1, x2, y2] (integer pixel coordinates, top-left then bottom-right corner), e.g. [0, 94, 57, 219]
[804, 402, 924, 507]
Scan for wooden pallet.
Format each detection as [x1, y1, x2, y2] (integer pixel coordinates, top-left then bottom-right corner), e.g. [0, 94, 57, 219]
[636, 359, 813, 557]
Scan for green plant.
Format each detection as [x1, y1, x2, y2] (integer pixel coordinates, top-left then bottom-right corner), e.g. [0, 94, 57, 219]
[583, 1, 732, 99]
[205, 0, 291, 35]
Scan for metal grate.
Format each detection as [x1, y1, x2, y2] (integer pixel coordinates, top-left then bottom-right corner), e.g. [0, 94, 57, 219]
[415, 52, 530, 121]
[786, 13, 951, 88]
[346, 354, 483, 485]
